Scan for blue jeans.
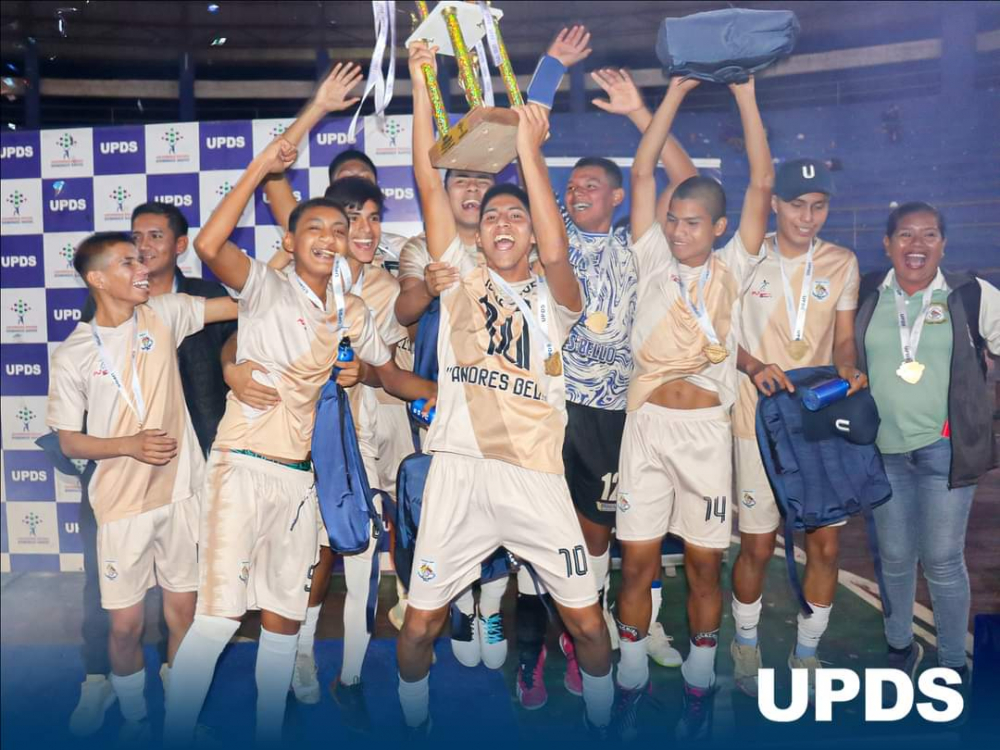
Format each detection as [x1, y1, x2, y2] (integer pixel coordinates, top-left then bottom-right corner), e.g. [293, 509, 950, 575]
[875, 438, 976, 668]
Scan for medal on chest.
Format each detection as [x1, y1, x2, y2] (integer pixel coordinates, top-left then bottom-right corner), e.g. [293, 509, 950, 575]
[585, 311, 608, 334]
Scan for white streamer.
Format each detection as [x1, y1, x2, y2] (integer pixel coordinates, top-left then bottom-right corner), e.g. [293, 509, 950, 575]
[475, 40, 495, 107]
[348, 1, 397, 143]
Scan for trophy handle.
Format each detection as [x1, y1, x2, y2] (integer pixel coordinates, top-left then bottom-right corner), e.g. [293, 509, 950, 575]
[414, 2, 451, 135]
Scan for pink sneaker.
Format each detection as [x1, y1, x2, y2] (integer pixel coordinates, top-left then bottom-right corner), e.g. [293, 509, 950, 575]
[516, 646, 548, 710]
[559, 632, 584, 697]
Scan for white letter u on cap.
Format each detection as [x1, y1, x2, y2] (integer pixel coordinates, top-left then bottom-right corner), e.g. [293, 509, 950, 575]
[802, 164, 816, 179]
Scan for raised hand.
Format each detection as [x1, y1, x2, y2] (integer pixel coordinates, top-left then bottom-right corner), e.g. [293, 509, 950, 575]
[591, 68, 644, 116]
[408, 41, 439, 90]
[514, 103, 550, 156]
[547, 25, 592, 68]
[314, 62, 364, 113]
[727, 74, 755, 99]
[261, 137, 297, 175]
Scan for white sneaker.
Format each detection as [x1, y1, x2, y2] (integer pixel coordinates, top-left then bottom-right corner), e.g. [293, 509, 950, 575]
[648, 622, 682, 667]
[603, 605, 620, 651]
[69, 674, 117, 737]
[788, 650, 820, 702]
[731, 640, 763, 697]
[116, 718, 152, 746]
[451, 609, 481, 668]
[479, 611, 508, 669]
[290, 653, 321, 704]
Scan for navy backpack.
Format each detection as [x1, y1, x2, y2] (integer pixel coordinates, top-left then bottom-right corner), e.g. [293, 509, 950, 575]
[312, 375, 388, 631]
[755, 366, 892, 615]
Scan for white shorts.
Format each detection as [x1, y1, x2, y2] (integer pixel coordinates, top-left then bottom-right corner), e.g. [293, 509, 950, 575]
[98, 495, 200, 610]
[733, 436, 846, 534]
[197, 451, 320, 622]
[408, 452, 598, 611]
[318, 452, 382, 560]
[374, 402, 414, 496]
[617, 404, 733, 550]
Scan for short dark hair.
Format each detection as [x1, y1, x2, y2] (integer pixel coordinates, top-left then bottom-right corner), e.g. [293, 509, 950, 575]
[444, 168, 496, 188]
[886, 201, 946, 239]
[671, 175, 727, 222]
[130, 201, 189, 239]
[324, 176, 386, 218]
[480, 183, 530, 221]
[73, 231, 134, 279]
[572, 157, 623, 189]
[327, 149, 378, 184]
[288, 197, 349, 233]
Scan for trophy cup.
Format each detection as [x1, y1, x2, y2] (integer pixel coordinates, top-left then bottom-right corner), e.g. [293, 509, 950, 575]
[407, 1, 522, 173]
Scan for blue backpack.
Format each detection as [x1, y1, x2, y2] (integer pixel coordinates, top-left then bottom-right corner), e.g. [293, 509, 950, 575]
[755, 366, 892, 615]
[312, 376, 388, 631]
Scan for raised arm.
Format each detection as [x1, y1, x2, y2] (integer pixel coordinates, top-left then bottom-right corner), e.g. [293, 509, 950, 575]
[408, 42, 456, 261]
[516, 105, 580, 312]
[731, 77, 774, 255]
[631, 76, 700, 238]
[262, 62, 363, 230]
[194, 138, 297, 291]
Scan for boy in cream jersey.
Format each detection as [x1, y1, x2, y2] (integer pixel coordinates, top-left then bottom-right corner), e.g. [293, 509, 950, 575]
[613, 74, 773, 740]
[395, 43, 614, 737]
[163, 137, 435, 745]
[47, 231, 238, 744]
[730, 158, 865, 698]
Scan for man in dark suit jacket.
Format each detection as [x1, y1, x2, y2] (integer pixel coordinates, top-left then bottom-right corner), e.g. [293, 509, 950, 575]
[68, 202, 236, 736]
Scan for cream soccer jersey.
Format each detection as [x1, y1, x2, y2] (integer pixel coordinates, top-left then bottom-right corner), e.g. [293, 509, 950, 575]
[733, 234, 859, 439]
[373, 230, 408, 276]
[47, 294, 206, 526]
[627, 223, 760, 412]
[423, 236, 584, 474]
[397, 232, 481, 282]
[212, 257, 390, 462]
[345, 265, 409, 459]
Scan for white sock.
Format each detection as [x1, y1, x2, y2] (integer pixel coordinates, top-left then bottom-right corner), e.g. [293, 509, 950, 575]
[164, 614, 239, 745]
[732, 595, 763, 647]
[454, 587, 475, 616]
[342, 549, 379, 685]
[254, 628, 298, 744]
[590, 549, 610, 603]
[297, 604, 321, 657]
[398, 672, 430, 727]
[681, 636, 718, 689]
[616, 635, 649, 690]
[581, 668, 614, 727]
[795, 602, 832, 658]
[110, 669, 147, 723]
[649, 580, 663, 630]
[479, 576, 507, 618]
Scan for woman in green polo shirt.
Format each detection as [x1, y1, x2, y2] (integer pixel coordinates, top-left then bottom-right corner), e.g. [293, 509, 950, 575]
[854, 202, 999, 682]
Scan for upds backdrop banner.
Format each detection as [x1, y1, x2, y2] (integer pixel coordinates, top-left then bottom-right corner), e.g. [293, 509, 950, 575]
[0, 113, 720, 574]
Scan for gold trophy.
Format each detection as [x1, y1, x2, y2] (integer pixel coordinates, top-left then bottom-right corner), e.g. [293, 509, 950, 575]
[407, 1, 522, 173]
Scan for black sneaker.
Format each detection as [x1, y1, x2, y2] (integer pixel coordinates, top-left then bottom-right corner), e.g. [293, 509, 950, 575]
[611, 681, 649, 742]
[330, 678, 372, 734]
[583, 712, 611, 740]
[888, 641, 924, 681]
[675, 680, 716, 741]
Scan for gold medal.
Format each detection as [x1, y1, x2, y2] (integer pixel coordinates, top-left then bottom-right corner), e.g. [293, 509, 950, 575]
[704, 344, 728, 364]
[544, 352, 563, 377]
[585, 311, 608, 334]
[896, 360, 925, 384]
[786, 339, 809, 361]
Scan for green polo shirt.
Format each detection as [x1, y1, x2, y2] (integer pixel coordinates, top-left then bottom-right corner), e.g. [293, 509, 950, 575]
[865, 279, 952, 454]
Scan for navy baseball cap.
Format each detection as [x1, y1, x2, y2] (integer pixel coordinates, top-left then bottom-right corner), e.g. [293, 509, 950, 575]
[774, 158, 836, 201]
[801, 388, 880, 446]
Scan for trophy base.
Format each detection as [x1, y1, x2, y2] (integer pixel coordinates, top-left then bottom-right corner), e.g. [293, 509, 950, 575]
[430, 107, 520, 173]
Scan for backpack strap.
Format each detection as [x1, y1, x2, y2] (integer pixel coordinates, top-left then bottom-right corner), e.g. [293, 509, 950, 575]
[363, 488, 391, 633]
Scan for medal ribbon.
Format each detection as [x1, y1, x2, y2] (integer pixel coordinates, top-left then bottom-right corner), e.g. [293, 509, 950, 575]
[670, 257, 720, 346]
[486, 270, 556, 365]
[348, 1, 396, 143]
[891, 270, 945, 363]
[91, 311, 146, 426]
[775, 237, 815, 345]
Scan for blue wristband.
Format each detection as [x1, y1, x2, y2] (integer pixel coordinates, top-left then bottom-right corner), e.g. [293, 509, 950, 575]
[527, 54, 567, 109]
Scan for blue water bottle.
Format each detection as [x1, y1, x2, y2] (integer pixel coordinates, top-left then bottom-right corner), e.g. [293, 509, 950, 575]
[801, 377, 850, 411]
[333, 336, 354, 376]
[409, 398, 436, 426]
